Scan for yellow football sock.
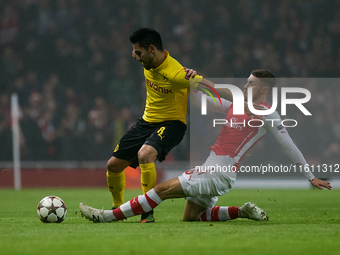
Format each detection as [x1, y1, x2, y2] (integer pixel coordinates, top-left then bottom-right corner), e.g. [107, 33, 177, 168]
[106, 170, 125, 208]
[140, 162, 157, 194]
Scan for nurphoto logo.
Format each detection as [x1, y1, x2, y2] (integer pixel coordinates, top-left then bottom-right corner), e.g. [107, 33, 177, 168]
[200, 84, 312, 128]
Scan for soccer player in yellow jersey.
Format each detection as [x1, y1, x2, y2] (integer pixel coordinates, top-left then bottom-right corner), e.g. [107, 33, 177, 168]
[106, 28, 202, 223]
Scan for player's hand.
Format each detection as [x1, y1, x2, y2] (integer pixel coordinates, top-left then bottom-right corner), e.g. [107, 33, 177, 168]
[184, 67, 197, 78]
[310, 177, 332, 190]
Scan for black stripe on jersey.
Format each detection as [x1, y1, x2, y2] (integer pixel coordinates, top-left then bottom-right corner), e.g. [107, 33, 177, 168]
[185, 71, 195, 80]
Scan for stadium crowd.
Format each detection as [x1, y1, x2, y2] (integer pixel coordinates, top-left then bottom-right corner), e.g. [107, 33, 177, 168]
[0, 0, 339, 165]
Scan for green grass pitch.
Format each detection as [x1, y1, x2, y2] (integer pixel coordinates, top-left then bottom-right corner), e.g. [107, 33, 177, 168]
[0, 188, 339, 255]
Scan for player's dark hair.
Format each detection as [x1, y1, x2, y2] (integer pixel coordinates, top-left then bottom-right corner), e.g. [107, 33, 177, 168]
[130, 28, 163, 51]
[251, 69, 276, 93]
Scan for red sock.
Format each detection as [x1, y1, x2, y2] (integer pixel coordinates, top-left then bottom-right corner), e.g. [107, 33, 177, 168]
[228, 206, 239, 220]
[111, 189, 162, 220]
[200, 206, 239, 221]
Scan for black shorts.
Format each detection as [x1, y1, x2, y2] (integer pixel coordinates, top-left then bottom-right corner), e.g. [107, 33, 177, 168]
[112, 118, 187, 168]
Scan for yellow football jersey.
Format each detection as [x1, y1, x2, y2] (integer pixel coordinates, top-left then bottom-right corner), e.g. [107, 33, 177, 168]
[142, 51, 202, 124]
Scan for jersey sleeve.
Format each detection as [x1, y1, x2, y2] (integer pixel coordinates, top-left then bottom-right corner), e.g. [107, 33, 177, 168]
[171, 68, 203, 89]
[263, 111, 315, 181]
[190, 89, 232, 114]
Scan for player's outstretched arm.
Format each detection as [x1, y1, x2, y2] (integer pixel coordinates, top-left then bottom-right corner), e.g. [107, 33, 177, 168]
[266, 112, 333, 189]
[200, 78, 264, 118]
[184, 68, 263, 118]
[310, 177, 332, 190]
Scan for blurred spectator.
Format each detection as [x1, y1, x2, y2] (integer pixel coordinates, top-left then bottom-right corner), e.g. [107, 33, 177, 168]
[0, 3, 20, 45]
[108, 58, 139, 109]
[54, 102, 85, 160]
[82, 97, 112, 160]
[20, 106, 47, 160]
[0, 94, 12, 160]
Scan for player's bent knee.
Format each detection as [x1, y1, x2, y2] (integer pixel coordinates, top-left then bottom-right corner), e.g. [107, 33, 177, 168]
[183, 212, 200, 222]
[153, 177, 185, 200]
[183, 206, 202, 221]
[183, 200, 206, 221]
[137, 151, 148, 163]
[137, 146, 157, 164]
[107, 157, 129, 173]
[153, 182, 170, 199]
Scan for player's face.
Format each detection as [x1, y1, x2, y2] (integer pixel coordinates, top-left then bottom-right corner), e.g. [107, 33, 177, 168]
[132, 43, 155, 70]
[243, 75, 264, 101]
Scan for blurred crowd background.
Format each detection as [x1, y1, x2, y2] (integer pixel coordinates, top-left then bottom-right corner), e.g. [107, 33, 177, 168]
[0, 0, 339, 165]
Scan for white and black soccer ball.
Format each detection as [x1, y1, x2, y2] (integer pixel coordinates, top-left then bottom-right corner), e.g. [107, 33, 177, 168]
[37, 196, 67, 223]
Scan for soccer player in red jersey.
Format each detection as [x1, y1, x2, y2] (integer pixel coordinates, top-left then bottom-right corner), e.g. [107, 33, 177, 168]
[81, 69, 331, 223]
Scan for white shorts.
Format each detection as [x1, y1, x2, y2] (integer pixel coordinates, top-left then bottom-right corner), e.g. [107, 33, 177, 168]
[178, 151, 237, 208]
